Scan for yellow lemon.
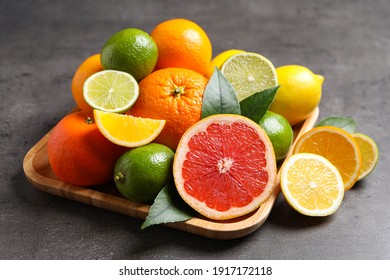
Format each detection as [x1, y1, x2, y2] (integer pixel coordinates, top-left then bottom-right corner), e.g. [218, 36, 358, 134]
[270, 65, 324, 126]
[206, 49, 244, 78]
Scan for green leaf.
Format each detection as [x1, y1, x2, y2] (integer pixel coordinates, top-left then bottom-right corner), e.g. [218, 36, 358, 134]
[141, 183, 196, 229]
[239, 86, 280, 123]
[201, 67, 241, 119]
[316, 116, 357, 133]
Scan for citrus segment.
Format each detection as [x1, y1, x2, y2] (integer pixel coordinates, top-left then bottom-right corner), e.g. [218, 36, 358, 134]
[352, 133, 379, 180]
[173, 114, 277, 220]
[221, 52, 278, 101]
[93, 110, 165, 148]
[83, 70, 139, 113]
[293, 126, 362, 191]
[280, 153, 344, 216]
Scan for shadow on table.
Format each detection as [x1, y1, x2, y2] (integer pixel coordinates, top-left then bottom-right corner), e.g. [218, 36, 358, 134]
[266, 194, 334, 229]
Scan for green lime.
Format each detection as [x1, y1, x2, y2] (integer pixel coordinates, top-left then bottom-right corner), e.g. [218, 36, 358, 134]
[114, 143, 174, 204]
[83, 70, 139, 113]
[221, 52, 278, 101]
[101, 28, 158, 81]
[258, 111, 293, 160]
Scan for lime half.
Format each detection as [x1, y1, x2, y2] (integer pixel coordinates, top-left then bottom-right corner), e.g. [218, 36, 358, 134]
[83, 70, 139, 113]
[221, 52, 278, 101]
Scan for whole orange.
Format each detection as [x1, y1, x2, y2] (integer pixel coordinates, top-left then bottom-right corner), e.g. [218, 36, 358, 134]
[127, 68, 207, 150]
[47, 111, 125, 186]
[151, 18, 212, 77]
[71, 54, 103, 118]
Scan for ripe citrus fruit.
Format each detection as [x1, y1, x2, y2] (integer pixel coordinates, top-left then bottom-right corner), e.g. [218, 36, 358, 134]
[127, 68, 208, 150]
[173, 114, 277, 220]
[269, 65, 324, 126]
[47, 111, 125, 186]
[71, 54, 103, 118]
[352, 133, 379, 180]
[151, 18, 212, 77]
[258, 111, 293, 161]
[206, 49, 245, 78]
[280, 153, 344, 216]
[101, 28, 158, 81]
[221, 52, 278, 101]
[94, 109, 166, 148]
[83, 70, 139, 113]
[293, 126, 362, 191]
[114, 143, 174, 204]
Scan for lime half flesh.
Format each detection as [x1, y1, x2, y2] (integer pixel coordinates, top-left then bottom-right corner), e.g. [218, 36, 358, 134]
[221, 52, 278, 101]
[83, 70, 139, 113]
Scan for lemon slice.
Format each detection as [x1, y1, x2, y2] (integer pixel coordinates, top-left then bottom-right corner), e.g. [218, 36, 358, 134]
[94, 110, 166, 148]
[83, 70, 139, 113]
[352, 133, 379, 180]
[221, 52, 278, 101]
[280, 153, 344, 217]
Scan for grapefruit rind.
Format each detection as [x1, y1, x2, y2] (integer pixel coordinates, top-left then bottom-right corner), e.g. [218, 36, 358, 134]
[173, 114, 277, 220]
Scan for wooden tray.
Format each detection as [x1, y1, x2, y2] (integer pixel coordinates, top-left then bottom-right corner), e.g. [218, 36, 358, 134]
[23, 108, 319, 239]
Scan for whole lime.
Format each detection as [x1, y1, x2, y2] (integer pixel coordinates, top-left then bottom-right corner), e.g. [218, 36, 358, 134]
[101, 28, 158, 81]
[258, 111, 293, 160]
[114, 143, 174, 204]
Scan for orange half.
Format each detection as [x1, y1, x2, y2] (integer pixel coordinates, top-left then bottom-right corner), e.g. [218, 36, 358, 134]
[293, 126, 362, 191]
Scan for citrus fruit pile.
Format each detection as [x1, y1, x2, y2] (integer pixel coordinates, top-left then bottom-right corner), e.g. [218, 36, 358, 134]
[47, 18, 379, 227]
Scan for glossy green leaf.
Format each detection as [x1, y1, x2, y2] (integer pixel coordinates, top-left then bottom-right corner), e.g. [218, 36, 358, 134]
[201, 67, 241, 119]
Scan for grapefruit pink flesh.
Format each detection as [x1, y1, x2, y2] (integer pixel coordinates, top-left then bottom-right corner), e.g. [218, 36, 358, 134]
[173, 114, 277, 220]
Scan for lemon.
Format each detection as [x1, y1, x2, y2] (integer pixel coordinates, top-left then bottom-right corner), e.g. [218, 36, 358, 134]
[114, 143, 174, 204]
[352, 133, 379, 180]
[258, 111, 293, 160]
[93, 110, 166, 148]
[101, 28, 158, 81]
[221, 52, 278, 101]
[280, 153, 344, 217]
[270, 65, 324, 126]
[207, 49, 245, 78]
[83, 70, 139, 113]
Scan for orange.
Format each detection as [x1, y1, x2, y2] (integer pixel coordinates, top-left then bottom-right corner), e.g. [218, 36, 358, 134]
[151, 18, 212, 77]
[293, 126, 362, 191]
[127, 68, 208, 150]
[173, 114, 277, 220]
[47, 111, 125, 186]
[71, 54, 103, 118]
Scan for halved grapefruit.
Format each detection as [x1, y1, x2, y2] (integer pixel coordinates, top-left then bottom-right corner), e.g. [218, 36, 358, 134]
[173, 114, 277, 220]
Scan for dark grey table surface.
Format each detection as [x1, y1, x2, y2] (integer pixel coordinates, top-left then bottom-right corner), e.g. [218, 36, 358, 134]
[1, 0, 389, 260]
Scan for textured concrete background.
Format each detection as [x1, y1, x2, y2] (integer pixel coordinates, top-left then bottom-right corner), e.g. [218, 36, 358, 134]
[1, 0, 389, 259]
